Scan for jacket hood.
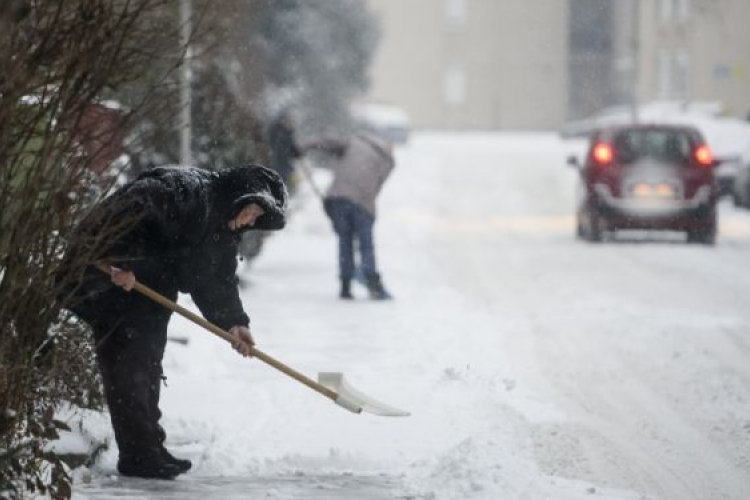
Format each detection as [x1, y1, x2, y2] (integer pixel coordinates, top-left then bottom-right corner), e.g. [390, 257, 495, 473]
[212, 165, 288, 231]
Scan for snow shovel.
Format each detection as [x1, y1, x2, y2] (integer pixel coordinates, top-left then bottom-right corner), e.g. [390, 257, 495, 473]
[297, 157, 325, 201]
[95, 263, 409, 417]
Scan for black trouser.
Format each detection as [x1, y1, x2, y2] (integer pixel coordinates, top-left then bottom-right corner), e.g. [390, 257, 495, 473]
[84, 289, 175, 461]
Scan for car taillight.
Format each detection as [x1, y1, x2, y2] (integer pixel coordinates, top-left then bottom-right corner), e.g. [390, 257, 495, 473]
[694, 145, 713, 167]
[592, 142, 613, 165]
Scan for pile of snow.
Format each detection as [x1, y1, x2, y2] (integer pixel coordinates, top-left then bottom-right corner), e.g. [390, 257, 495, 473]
[62, 133, 613, 500]
[66, 132, 750, 499]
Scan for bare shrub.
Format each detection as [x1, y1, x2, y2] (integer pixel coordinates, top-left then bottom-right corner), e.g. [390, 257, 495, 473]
[0, 1, 187, 498]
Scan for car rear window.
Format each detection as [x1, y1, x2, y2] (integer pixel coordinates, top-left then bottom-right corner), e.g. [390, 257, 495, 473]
[612, 129, 693, 165]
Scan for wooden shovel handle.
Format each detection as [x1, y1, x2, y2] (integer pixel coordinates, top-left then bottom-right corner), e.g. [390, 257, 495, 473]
[94, 262, 338, 401]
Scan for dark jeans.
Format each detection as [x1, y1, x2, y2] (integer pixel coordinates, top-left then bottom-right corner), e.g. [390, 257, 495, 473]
[79, 287, 175, 461]
[324, 197, 378, 280]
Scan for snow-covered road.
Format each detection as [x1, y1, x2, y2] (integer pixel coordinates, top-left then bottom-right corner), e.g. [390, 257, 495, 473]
[74, 132, 750, 499]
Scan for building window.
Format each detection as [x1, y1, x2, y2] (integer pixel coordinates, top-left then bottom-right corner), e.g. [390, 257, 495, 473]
[660, 0, 674, 25]
[445, 0, 467, 29]
[677, 0, 691, 22]
[674, 51, 689, 98]
[658, 49, 671, 98]
[658, 50, 690, 99]
[443, 66, 466, 106]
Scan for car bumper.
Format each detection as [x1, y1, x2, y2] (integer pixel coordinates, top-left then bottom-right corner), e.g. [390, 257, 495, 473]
[593, 184, 714, 229]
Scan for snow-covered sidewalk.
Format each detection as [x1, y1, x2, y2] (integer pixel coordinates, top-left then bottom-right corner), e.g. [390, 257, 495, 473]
[73, 132, 750, 500]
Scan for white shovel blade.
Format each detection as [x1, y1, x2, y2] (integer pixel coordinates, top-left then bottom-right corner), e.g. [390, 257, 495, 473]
[318, 372, 410, 417]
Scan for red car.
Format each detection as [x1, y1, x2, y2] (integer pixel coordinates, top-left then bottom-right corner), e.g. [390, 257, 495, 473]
[569, 124, 719, 244]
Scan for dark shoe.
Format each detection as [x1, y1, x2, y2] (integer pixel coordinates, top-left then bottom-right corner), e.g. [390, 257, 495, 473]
[365, 273, 392, 300]
[339, 279, 353, 300]
[118, 454, 183, 479]
[161, 447, 192, 473]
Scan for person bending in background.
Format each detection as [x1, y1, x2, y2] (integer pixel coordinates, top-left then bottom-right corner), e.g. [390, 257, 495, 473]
[323, 132, 395, 300]
[57, 165, 287, 479]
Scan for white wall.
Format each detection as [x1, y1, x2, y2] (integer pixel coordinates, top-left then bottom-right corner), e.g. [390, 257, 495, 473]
[636, 0, 750, 118]
[365, 0, 569, 130]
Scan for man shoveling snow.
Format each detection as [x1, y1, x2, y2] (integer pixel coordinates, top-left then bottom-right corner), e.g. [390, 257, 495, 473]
[57, 165, 287, 479]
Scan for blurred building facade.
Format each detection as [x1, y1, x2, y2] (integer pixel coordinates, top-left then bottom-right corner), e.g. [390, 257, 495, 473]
[620, 0, 750, 119]
[568, 1, 614, 121]
[363, 0, 568, 131]
[364, 0, 750, 131]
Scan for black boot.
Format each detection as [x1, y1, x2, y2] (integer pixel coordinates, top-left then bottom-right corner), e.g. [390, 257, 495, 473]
[155, 424, 192, 473]
[365, 273, 392, 300]
[340, 278, 353, 300]
[118, 448, 183, 479]
[161, 446, 192, 473]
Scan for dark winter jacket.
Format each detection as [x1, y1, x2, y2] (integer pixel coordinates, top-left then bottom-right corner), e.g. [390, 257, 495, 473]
[60, 164, 287, 330]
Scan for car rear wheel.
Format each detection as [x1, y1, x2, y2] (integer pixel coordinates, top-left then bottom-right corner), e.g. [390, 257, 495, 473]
[687, 213, 717, 245]
[577, 205, 606, 243]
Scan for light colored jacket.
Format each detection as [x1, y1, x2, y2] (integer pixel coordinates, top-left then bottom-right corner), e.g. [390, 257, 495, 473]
[325, 134, 395, 216]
